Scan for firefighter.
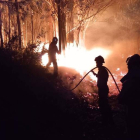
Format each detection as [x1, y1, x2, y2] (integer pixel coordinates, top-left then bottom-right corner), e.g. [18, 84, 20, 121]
[118, 54, 140, 140]
[91, 55, 113, 125]
[46, 37, 60, 76]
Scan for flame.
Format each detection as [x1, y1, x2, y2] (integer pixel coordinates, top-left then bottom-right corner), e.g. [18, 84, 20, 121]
[41, 43, 111, 76]
[36, 43, 126, 96]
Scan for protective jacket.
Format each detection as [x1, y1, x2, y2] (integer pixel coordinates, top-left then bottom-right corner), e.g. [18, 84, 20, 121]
[119, 66, 140, 105]
[48, 42, 59, 60]
[97, 66, 109, 89]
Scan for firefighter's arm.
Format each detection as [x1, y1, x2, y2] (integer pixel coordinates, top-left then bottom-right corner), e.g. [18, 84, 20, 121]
[56, 48, 61, 54]
[41, 46, 48, 55]
[91, 70, 98, 77]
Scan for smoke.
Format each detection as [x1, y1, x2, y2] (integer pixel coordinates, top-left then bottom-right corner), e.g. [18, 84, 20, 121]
[85, 1, 140, 73]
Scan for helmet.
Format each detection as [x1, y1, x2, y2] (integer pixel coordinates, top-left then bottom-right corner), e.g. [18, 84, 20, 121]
[127, 54, 140, 68]
[126, 56, 131, 64]
[95, 55, 105, 63]
[52, 37, 58, 42]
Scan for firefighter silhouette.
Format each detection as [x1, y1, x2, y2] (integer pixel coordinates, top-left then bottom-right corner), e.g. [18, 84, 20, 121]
[91, 55, 113, 125]
[46, 37, 60, 76]
[118, 54, 140, 139]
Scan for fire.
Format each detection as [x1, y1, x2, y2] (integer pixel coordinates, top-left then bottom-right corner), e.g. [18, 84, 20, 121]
[41, 42, 111, 77]
[37, 42, 125, 98]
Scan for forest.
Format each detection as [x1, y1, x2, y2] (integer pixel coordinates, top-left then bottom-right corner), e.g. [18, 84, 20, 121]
[0, 0, 140, 140]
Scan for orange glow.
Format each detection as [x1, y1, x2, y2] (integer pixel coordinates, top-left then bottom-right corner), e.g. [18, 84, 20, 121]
[36, 42, 125, 95]
[39, 42, 111, 80]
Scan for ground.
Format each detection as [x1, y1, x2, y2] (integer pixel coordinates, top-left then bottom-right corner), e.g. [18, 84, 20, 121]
[0, 48, 128, 140]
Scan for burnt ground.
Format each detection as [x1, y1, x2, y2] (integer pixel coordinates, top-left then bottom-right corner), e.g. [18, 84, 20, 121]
[0, 49, 128, 140]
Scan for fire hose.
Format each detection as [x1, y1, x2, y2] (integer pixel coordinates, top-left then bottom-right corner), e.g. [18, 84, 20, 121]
[71, 66, 121, 93]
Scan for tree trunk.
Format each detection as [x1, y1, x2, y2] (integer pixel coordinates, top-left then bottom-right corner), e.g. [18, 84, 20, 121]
[5, 16, 8, 43]
[0, 10, 3, 48]
[57, 0, 61, 53]
[15, 0, 22, 49]
[61, 0, 67, 52]
[67, 0, 74, 43]
[26, 20, 27, 46]
[61, 10, 66, 51]
[8, 0, 11, 46]
[31, 11, 33, 44]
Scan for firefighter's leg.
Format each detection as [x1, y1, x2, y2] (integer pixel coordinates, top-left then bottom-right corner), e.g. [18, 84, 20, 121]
[53, 60, 58, 75]
[98, 88, 113, 125]
[99, 97, 113, 125]
[46, 60, 51, 69]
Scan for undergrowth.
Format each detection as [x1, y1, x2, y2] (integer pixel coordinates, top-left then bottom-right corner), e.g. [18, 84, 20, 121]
[0, 47, 127, 140]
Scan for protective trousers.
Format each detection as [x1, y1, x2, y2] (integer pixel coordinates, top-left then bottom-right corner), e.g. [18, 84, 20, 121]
[46, 56, 58, 75]
[98, 87, 113, 125]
